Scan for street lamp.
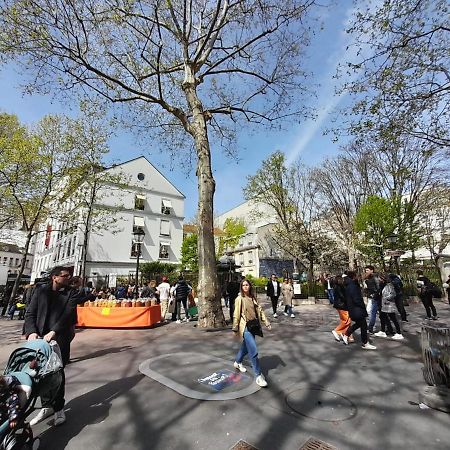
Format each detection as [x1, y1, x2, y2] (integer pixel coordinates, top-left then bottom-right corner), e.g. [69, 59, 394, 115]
[133, 228, 145, 297]
[387, 233, 398, 245]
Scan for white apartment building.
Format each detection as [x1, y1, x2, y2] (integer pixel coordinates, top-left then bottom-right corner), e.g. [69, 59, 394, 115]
[216, 200, 293, 278]
[31, 156, 185, 285]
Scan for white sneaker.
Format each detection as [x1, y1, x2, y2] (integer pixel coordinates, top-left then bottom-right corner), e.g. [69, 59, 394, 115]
[54, 409, 66, 426]
[362, 343, 377, 350]
[30, 407, 53, 426]
[283, 312, 288, 316]
[391, 333, 404, 340]
[342, 334, 349, 345]
[290, 314, 295, 318]
[255, 374, 268, 387]
[233, 361, 247, 373]
[331, 330, 341, 341]
[374, 331, 387, 338]
[176, 319, 181, 324]
[273, 313, 278, 318]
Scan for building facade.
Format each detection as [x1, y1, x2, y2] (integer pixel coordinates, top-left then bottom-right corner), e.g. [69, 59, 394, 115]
[30, 157, 185, 285]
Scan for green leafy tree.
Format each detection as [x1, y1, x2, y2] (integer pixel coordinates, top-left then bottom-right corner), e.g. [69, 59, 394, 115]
[354, 195, 396, 270]
[218, 218, 246, 256]
[181, 234, 198, 273]
[140, 261, 178, 282]
[0, 0, 318, 329]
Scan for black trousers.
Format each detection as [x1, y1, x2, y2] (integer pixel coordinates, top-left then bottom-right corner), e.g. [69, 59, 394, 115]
[394, 296, 407, 321]
[270, 296, 279, 314]
[420, 294, 437, 318]
[176, 297, 189, 320]
[229, 298, 235, 322]
[380, 312, 401, 334]
[346, 318, 368, 345]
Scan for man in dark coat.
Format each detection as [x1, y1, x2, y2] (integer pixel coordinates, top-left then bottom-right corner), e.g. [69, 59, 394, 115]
[266, 274, 281, 317]
[25, 266, 80, 427]
[343, 271, 376, 350]
[226, 277, 240, 321]
[173, 275, 192, 322]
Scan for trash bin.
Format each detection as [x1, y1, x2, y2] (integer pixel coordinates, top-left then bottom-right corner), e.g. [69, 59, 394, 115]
[421, 321, 450, 387]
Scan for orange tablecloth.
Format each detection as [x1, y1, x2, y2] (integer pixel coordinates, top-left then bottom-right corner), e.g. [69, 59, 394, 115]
[76, 305, 161, 328]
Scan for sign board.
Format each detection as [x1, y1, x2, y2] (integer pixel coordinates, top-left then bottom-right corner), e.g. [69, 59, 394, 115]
[385, 250, 406, 257]
[198, 369, 248, 391]
[293, 283, 302, 295]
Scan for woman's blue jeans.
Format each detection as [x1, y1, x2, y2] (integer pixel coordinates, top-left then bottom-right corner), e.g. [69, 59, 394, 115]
[235, 328, 261, 376]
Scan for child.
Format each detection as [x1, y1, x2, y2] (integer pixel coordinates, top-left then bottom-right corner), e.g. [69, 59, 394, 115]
[0, 375, 25, 429]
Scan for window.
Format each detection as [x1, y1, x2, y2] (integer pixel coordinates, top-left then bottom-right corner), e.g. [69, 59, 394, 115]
[67, 239, 72, 257]
[161, 199, 172, 215]
[159, 242, 170, 259]
[15, 258, 19, 266]
[2, 257, 7, 264]
[133, 216, 145, 234]
[137, 172, 145, 181]
[248, 241, 253, 246]
[135, 194, 145, 211]
[160, 220, 170, 236]
[26, 259, 29, 268]
[247, 251, 253, 264]
[239, 252, 244, 266]
[9, 257, 13, 266]
[130, 242, 142, 258]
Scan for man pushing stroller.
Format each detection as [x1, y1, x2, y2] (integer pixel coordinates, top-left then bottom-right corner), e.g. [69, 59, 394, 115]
[24, 266, 81, 427]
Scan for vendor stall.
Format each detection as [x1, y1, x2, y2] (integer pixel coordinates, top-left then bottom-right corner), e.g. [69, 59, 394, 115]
[76, 303, 161, 328]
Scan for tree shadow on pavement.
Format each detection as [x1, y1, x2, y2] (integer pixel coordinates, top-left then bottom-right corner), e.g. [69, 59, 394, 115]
[69, 346, 133, 364]
[37, 374, 143, 449]
[259, 354, 286, 378]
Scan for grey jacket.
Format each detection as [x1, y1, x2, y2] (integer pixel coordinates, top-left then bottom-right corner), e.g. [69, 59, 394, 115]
[381, 283, 397, 314]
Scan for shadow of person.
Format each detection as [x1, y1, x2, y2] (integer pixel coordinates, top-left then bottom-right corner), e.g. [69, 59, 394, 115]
[259, 354, 286, 377]
[37, 374, 143, 449]
[69, 346, 133, 364]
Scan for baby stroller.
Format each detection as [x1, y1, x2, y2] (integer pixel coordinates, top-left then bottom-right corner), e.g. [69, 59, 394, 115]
[1, 340, 63, 450]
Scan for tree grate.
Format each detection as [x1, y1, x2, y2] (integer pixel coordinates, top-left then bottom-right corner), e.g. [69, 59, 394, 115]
[299, 437, 337, 450]
[229, 439, 259, 450]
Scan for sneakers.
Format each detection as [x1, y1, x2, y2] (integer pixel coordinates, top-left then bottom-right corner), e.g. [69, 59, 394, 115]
[331, 330, 341, 341]
[290, 314, 295, 318]
[362, 343, 377, 350]
[432, 316, 439, 320]
[233, 361, 247, 373]
[374, 331, 387, 338]
[30, 407, 53, 426]
[54, 409, 66, 426]
[273, 313, 278, 318]
[255, 374, 268, 387]
[176, 319, 181, 324]
[283, 312, 289, 316]
[391, 333, 404, 340]
[342, 334, 349, 345]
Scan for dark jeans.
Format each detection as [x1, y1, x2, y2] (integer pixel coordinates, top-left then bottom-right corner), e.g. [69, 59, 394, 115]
[270, 296, 279, 314]
[42, 370, 65, 412]
[346, 318, 368, 345]
[395, 296, 407, 321]
[176, 297, 189, 320]
[380, 312, 401, 334]
[421, 294, 437, 318]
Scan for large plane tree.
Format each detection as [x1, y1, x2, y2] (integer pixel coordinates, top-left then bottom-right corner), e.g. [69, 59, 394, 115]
[0, 0, 318, 328]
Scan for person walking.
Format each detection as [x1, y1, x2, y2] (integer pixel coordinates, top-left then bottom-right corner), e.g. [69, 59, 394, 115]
[342, 271, 376, 350]
[156, 276, 171, 322]
[226, 276, 240, 322]
[173, 275, 192, 323]
[266, 274, 280, 318]
[281, 278, 295, 318]
[416, 270, 438, 320]
[364, 265, 382, 334]
[331, 275, 353, 342]
[323, 274, 335, 305]
[25, 266, 81, 426]
[232, 279, 272, 387]
[374, 273, 404, 340]
[389, 273, 407, 322]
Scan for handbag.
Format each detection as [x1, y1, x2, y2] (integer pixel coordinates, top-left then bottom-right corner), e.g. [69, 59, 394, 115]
[168, 299, 175, 314]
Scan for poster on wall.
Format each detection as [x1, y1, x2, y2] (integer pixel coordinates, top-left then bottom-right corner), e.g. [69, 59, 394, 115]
[108, 274, 117, 288]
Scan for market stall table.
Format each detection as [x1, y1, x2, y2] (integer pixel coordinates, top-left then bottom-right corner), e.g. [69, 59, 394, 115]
[76, 305, 161, 328]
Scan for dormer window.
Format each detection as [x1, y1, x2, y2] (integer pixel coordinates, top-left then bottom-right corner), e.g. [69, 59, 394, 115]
[161, 199, 172, 215]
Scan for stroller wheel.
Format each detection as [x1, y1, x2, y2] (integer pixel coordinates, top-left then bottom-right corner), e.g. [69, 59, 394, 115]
[31, 438, 40, 450]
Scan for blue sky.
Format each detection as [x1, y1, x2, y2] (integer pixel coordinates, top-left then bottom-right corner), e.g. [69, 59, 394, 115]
[0, 1, 355, 221]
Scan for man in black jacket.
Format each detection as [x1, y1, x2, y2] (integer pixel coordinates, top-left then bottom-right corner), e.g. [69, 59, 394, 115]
[266, 274, 281, 317]
[25, 266, 80, 427]
[173, 275, 192, 322]
[343, 271, 376, 350]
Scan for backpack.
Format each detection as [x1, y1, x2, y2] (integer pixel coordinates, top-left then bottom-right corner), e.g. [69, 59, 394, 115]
[427, 282, 442, 298]
[389, 275, 403, 295]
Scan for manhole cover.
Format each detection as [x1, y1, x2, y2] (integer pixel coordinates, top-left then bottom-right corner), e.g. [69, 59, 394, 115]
[286, 388, 356, 422]
[299, 437, 337, 450]
[229, 440, 258, 450]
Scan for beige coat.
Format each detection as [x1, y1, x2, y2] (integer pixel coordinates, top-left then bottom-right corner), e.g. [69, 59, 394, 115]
[232, 295, 270, 338]
[281, 282, 294, 306]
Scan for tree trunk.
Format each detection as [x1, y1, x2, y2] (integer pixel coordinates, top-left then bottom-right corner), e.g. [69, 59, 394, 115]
[9, 231, 33, 304]
[183, 74, 225, 328]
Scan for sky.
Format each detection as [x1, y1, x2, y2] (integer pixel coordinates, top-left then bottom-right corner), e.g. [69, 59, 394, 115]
[0, 1, 356, 221]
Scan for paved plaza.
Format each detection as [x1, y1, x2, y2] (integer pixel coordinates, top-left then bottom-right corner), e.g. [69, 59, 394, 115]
[0, 298, 449, 450]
